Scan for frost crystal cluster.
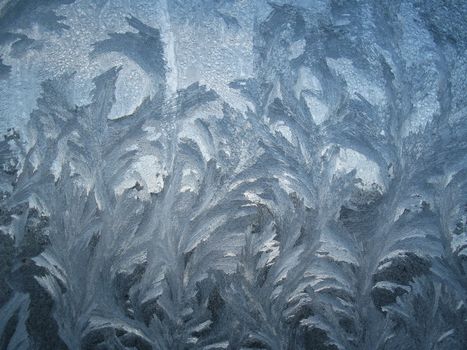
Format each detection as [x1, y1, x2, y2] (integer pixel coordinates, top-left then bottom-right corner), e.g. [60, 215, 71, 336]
[0, 1, 466, 349]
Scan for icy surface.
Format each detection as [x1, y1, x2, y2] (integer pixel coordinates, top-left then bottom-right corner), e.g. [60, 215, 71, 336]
[1, 1, 467, 349]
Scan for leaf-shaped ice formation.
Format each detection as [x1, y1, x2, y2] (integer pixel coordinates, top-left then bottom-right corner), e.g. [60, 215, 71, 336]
[1, 1, 467, 349]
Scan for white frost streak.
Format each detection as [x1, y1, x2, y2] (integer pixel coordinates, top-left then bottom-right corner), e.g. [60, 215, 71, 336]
[159, 0, 178, 95]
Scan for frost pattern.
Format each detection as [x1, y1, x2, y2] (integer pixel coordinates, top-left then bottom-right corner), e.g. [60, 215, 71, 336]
[1, 1, 467, 349]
